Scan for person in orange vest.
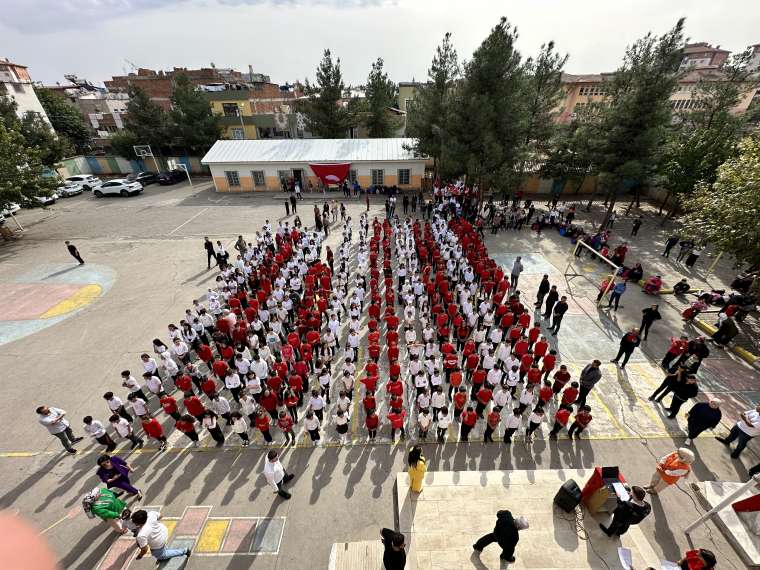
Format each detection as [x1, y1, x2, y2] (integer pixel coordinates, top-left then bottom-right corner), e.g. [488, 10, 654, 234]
[644, 448, 695, 494]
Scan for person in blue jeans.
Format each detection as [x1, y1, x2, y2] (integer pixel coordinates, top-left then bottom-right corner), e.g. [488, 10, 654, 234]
[716, 405, 760, 459]
[132, 510, 191, 562]
[608, 281, 627, 311]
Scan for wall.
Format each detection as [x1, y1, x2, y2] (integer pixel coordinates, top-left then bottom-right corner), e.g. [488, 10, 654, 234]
[3, 81, 52, 125]
[55, 155, 211, 178]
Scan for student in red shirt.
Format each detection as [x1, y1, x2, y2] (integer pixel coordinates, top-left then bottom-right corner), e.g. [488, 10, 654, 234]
[366, 411, 379, 440]
[184, 395, 206, 421]
[514, 337, 530, 358]
[568, 405, 593, 439]
[542, 350, 557, 380]
[363, 390, 377, 413]
[196, 344, 215, 367]
[160, 394, 181, 421]
[549, 404, 573, 439]
[538, 379, 553, 406]
[561, 382, 580, 406]
[484, 406, 502, 442]
[387, 408, 406, 442]
[475, 385, 493, 418]
[386, 378, 403, 398]
[453, 386, 468, 421]
[519, 353, 533, 380]
[200, 377, 217, 398]
[141, 416, 168, 450]
[212, 360, 228, 380]
[175, 373, 194, 395]
[368, 344, 381, 362]
[527, 325, 541, 348]
[551, 365, 571, 394]
[283, 389, 299, 421]
[449, 368, 463, 399]
[277, 410, 296, 445]
[460, 406, 478, 441]
[175, 414, 200, 446]
[532, 336, 548, 362]
[256, 409, 273, 444]
[527, 365, 543, 387]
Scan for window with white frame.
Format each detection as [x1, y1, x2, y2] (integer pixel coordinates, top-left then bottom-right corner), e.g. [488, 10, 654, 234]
[251, 170, 266, 187]
[371, 169, 384, 186]
[278, 170, 292, 182]
[225, 171, 240, 187]
[397, 169, 411, 185]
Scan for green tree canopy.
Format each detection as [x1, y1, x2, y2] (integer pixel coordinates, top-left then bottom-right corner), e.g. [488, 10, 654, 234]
[19, 111, 71, 166]
[363, 58, 401, 138]
[167, 73, 221, 154]
[680, 133, 760, 266]
[301, 50, 354, 138]
[116, 84, 169, 157]
[35, 87, 91, 153]
[405, 32, 460, 178]
[0, 122, 59, 210]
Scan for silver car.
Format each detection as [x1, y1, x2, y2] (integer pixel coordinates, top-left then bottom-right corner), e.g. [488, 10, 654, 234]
[65, 174, 103, 191]
[56, 182, 84, 197]
[93, 179, 143, 197]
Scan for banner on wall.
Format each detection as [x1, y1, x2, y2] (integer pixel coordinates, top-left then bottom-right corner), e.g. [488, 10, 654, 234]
[309, 163, 350, 185]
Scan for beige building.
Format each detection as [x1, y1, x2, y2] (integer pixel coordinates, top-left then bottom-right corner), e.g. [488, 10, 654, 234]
[0, 57, 51, 125]
[201, 138, 426, 192]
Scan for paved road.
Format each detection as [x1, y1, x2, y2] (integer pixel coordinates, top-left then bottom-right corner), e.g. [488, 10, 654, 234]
[0, 183, 756, 568]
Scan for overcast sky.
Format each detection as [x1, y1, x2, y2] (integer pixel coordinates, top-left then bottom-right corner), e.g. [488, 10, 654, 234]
[2, 0, 759, 88]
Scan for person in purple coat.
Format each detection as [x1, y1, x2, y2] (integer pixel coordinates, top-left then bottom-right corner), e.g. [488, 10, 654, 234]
[96, 455, 142, 500]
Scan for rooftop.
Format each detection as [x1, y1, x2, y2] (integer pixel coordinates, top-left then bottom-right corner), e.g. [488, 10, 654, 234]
[201, 138, 422, 164]
[0, 57, 26, 68]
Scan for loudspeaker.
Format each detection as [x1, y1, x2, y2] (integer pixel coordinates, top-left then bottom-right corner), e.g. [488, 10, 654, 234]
[554, 479, 582, 513]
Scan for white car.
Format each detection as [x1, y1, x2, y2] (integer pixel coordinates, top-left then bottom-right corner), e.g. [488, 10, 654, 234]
[1, 202, 21, 216]
[56, 182, 84, 197]
[33, 193, 57, 206]
[65, 174, 103, 191]
[93, 179, 143, 197]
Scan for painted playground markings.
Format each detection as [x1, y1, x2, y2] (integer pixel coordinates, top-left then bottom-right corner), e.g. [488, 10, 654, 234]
[0, 264, 115, 346]
[96, 505, 285, 570]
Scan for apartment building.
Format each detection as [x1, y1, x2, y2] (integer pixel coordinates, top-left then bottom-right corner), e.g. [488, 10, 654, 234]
[0, 57, 51, 125]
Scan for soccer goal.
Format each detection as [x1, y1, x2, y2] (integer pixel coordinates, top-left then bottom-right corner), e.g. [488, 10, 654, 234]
[564, 240, 620, 305]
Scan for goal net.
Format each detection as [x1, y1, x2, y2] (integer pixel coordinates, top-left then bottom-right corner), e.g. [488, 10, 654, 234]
[564, 240, 620, 305]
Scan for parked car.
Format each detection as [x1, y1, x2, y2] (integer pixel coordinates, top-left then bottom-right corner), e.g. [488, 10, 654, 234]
[126, 171, 158, 186]
[93, 179, 143, 197]
[65, 174, 103, 191]
[157, 169, 186, 185]
[27, 193, 58, 207]
[56, 182, 84, 197]
[1, 202, 21, 216]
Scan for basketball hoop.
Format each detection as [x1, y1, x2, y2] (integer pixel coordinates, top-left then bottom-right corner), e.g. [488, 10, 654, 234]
[133, 145, 160, 174]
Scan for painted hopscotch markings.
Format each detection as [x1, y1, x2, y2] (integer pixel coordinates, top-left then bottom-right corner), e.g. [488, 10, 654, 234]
[96, 505, 285, 569]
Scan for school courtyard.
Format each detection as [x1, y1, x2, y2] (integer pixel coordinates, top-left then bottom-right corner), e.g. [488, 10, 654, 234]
[0, 181, 757, 569]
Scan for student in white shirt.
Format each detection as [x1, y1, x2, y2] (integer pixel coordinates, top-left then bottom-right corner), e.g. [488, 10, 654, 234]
[109, 414, 143, 448]
[494, 386, 511, 409]
[418, 409, 432, 440]
[517, 383, 534, 414]
[132, 510, 190, 562]
[504, 408, 522, 444]
[83, 415, 116, 452]
[127, 393, 148, 418]
[334, 409, 349, 445]
[121, 371, 148, 401]
[308, 390, 326, 422]
[526, 407, 546, 442]
[436, 407, 452, 442]
[430, 386, 446, 422]
[143, 373, 165, 397]
[303, 410, 321, 445]
[104, 392, 133, 423]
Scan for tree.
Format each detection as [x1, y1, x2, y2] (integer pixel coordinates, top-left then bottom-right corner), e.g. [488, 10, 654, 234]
[517, 41, 567, 179]
[115, 85, 168, 158]
[540, 109, 598, 197]
[301, 50, 354, 138]
[19, 111, 71, 166]
[363, 58, 401, 138]
[0, 94, 20, 130]
[658, 48, 757, 217]
[447, 17, 527, 193]
[167, 73, 221, 155]
[35, 87, 91, 153]
[0, 122, 59, 210]
[594, 19, 685, 227]
[680, 134, 760, 266]
[406, 32, 460, 178]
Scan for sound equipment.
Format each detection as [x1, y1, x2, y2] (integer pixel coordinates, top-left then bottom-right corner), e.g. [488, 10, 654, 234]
[554, 479, 582, 513]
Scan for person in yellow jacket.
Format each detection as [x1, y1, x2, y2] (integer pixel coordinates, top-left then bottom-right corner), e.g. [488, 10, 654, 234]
[408, 445, 426, 493]
[644, 447, 695, 494]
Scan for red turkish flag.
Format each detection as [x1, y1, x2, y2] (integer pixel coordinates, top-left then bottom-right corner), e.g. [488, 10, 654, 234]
[309, 163, 350, 186]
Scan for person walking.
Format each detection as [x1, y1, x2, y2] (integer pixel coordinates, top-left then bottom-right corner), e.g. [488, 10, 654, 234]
[543, 286, 559, 319]
[380, 528, 407, 570]
[535, 275, 550, 308]
[65, 240, 85, 264]
[289, 194, 297, 213]
[472, 510, 528, 563]
[549, 296, 569, 335]
[510, 257, 524, 289]
[644, 448, 694, 494]
[131, 509, 191, 562]
[599, 485, 650, 537]
[83, 416, 116, 452]
[36, 405, 82, 454]
[661, 336, 689, 370]
[611, 328, 641, 368]
[648, 365, 687, 403]
[407, 445, 426, 493]
[264, 449, 294, 499]
[684, 399, 722, 445]
[203, 237, 216, 269]
[577, 360, 602, 408]
[567, 405, 593, 439]
[96, 454, 143, 499]
[662, 235, 679, 257]
[665, 375, 698, 419]
[631, 217, 643, 237]
[607, 281, 627, 311]
[716, 404, 760, 458]
[640, 305, 662, 340]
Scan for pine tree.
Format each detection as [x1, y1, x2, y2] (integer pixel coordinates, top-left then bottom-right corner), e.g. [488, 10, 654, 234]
[168, 73, 222, 154]
[595, 19, 686, 228]
[35, 87, 91, 153]
[301, 50, 353, 139]
[405, 32, 460, 177]
[113, 84, 168, 158]
[363, 58, 400, 138]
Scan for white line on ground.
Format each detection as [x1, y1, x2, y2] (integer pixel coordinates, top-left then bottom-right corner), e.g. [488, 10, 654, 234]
[168, 208, 209, 235]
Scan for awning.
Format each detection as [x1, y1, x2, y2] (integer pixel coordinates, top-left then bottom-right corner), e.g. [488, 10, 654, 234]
[309, 163, 350, 185]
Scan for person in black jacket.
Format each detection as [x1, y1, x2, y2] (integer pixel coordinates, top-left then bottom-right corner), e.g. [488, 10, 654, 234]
[550, 296, 569, 335]
[684, 399, 722, 445]
[666, 375, 698, 418]
[611, 328, 641, 368]
[535, 275, 551, 308]
[473, 509, 528, 563]
[640, 305, 662, 340]
[203, 237, 216, 269]
[600, 486, 651, 537]
[543, 286, 559, 318]
[380, 528, 406, 569]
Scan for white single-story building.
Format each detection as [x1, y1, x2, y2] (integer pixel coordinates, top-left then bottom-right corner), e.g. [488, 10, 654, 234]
[201, 138, 427, 192]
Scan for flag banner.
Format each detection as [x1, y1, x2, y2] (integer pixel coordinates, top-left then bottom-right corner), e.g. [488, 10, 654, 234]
[309, 163, 350, 185]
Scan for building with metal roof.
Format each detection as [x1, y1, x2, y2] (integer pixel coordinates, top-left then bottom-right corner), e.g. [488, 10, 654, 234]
[201, 138, 426, 192]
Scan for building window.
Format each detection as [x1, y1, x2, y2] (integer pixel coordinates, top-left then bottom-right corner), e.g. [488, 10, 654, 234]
[222, 103, 240, 117]
[371, 169, 384, 186]
[231, 128, 244, 140]
[12, 83, 24, 93]
[278, 170, 291, 183]
[398, 169, 411, 185]
[252, 170, 265, 187]
[349, 170, 357, 184]
[225, 171, 240, 187]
